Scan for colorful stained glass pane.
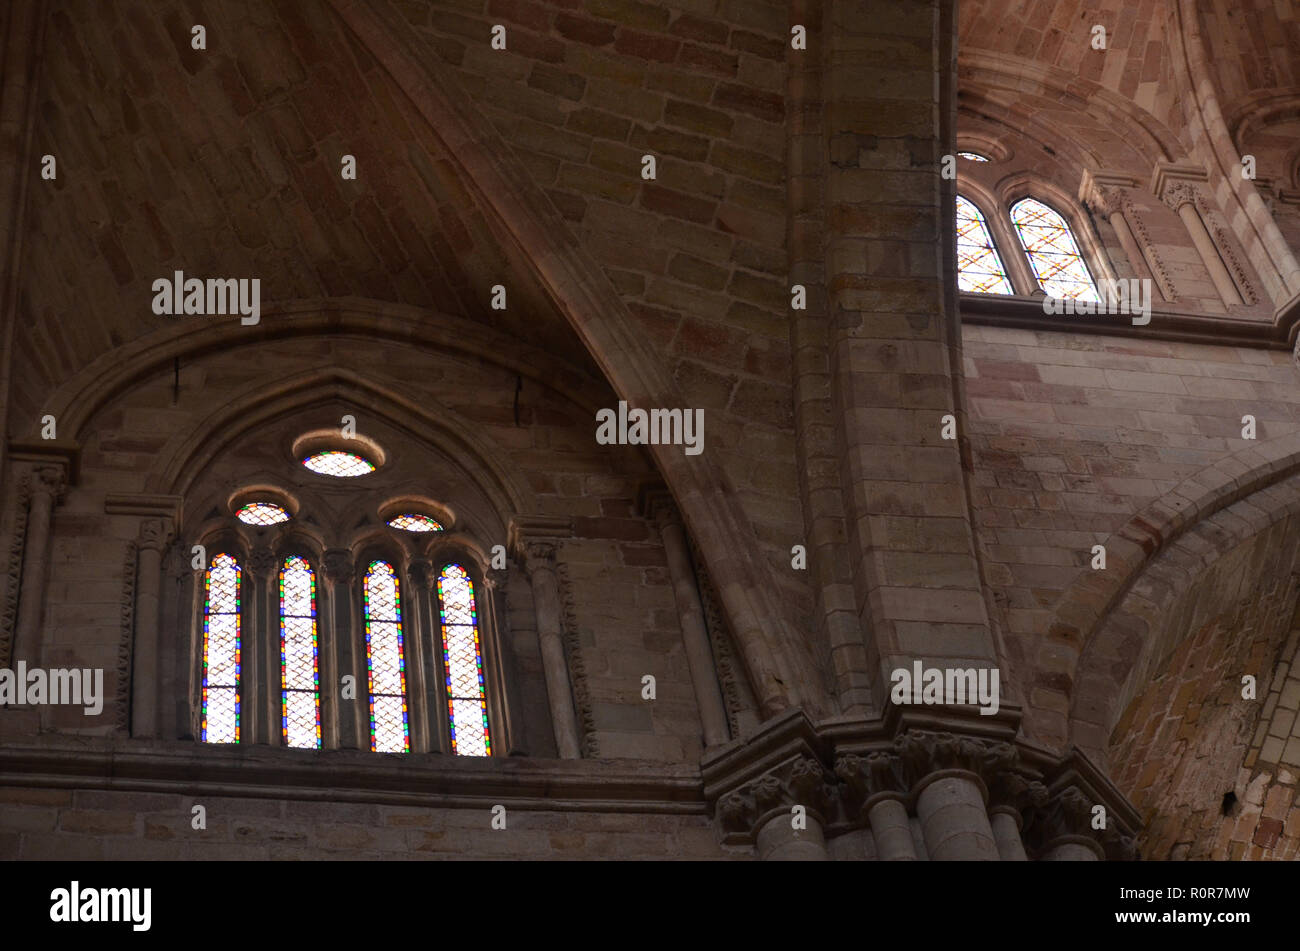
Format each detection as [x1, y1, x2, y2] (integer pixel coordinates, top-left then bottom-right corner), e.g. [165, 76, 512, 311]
[1010, 197, 1100, 302]
[202, 553, 241, 744]
[438, 564, 491, 757]
[955, 195, 1014, 295]
[958, 151, 989, 162]
[234, 501, 290, 525]
[302, 450, 375, 477]
[280, 556, 321, 749]
[387, 513, 443, 533]
[364, 561, 409, 753]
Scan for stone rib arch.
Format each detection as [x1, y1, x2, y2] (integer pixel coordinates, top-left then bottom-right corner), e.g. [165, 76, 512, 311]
[1036, 431, 1300, 760]
[327, 0, 811, 717]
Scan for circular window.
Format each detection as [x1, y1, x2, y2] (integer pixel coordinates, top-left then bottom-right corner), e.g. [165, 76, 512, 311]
[302, 450, 376, 478]
[387, 513, 444, 533]
[957, 151, 990, 162]
[235, 501, 291, 526]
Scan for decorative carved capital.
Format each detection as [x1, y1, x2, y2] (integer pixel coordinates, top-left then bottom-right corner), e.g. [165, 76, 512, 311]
[322, 549, 354, 585]
[1078, 170, 1138, 219]
[137, 518, 175, 553]
[835, 751, 906, 817]
[249, 546, 277, 579]
[1022, 785, 1137, 860]
[892, 730, 1021, 796]
[29, 464, 68, 504]
[408, 558, 434, 591]
[484, 567, 509, 591]
[518, 539, 558, 576]
[717, 754, 836, 837]
[1159, 180, 1201, 213]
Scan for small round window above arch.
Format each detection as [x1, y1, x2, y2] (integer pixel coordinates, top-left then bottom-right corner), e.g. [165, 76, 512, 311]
[302, 449, 375, 478]
[957, 151, 990, 162]
[387, 513, 444, 533]
[235, 501, 291, 526]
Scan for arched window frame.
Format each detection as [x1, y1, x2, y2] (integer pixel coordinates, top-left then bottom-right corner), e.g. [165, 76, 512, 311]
[1000, 176, 1119, 296]
[356, 546, 412, 754]
[278, 552, 323, 750]
[954, 192, 1015, 295]
[192, 534, 251, 745]
[424, 540, 513, 758]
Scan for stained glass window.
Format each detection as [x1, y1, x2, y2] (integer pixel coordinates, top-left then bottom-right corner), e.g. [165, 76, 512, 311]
[302, 450, 375, 477]
[438, 564, 491, 757]
[1010, 197, 1100, 302]
[235, 501, 290, 526]
[387, 514, 443, 533]
[280, 556, 321, 750]
[363, 560, 409, 753]
[958, 151, 989, 162]
[201, 553, 241, 744]
[955, 195, 1014, 295]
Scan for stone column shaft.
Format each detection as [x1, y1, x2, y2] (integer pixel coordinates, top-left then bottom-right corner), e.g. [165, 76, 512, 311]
[1178, 202, 1244, 306]
[656, 511, 729, 747]
[526, 552, 581, 759]
[324, 550, 361, 751]
[989, 810, 1028, 861]
[13, 466, 63, 666]
[756, 812, 827, 861]
[915, 773, 1000, 861]
[130, 519, 172, 737]
[868, 796, 918, 861]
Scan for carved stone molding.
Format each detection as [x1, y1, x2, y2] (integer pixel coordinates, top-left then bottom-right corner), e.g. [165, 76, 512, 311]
[892, 730, 1018, 799]
[1021, 786, 1137, 860]
[1118, 194, 1177, 301]
[0, 471, 32, 670]
[137, 518, 175, 553]
[507, 514, 573, 575]
[718, 754, 836, 840]
[834, 750, 905, 819]
[116, 540, 138, 734]
[249, 546, 276, 579]
[688, 534, 757, 738]
[1193, 197, 1259, 304]
[555, 562, 597, 758]
[408, 558, 434, 591]
[1159, 179, 1202, 213]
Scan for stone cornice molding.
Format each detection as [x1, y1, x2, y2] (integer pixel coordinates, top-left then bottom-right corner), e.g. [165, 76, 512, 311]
[105, 493, 183, 523]
[1150, 161, 1209, 208]
[1078, 169, 1139, 218]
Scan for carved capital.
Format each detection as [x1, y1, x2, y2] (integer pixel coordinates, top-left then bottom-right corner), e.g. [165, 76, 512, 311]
[1022, 785, 1137, 860]
[408, 558, 434, 591]
[835, 751, 906, 818]
[322, 549, 354, 585]
[137, 517, 175, 553]
[249, 546, 277, 579]
[1159, 180, 1201, 213]
[717, 754, 836, 838]
[27, 464, 68, 504]
[893, 730, 1021, 795]
[518, 539, 558, 577]
[484, 567, 509, 591]
[1078, 169, 1138, 219]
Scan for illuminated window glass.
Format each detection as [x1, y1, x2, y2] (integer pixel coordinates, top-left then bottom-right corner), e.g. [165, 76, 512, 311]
[302, 450, 375, 477]
[201, 553, 241, 744]
[363, 560, 409, 753]
[955, 196, 1014, 295]
[280, 556, 321, 750]
[235, 501, 290, 526]
[387, 514, 443, 533]
[438, 564, 491, 757]
[1010, 197, 1100, 302]
[958, 151, 989, 162]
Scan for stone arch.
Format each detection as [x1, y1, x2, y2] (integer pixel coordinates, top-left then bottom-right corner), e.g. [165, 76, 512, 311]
[1040, 432, 1300, 762]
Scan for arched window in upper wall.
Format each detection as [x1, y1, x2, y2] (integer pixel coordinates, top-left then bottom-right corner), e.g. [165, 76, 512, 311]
[955, 195, 1014, 295]
[280, 556, 321, 750]
[363, 560, 409, 753]
[438, 564, 491, 756]
[1010, 197, 1100, 301]
[201, 553, 242, 744]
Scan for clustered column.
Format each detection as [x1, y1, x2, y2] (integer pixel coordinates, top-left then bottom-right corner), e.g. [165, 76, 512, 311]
[513, 536, 580, 759]
[12, 463, 67, 668]
[130, 517, 174, 737]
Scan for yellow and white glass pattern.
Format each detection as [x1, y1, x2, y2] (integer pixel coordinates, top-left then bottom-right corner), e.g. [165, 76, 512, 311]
[363, 561, 409, 753]
[201, 553, 241, 743]
[955, 196, 1014, 295]
[1010, 198, 1100, 302]
[438, 564, 491, 756]
[234, 501, 290, 526]
[302, 450, 375, 477]
[387, 513, 443, 533]
[280, 556, 322, 750]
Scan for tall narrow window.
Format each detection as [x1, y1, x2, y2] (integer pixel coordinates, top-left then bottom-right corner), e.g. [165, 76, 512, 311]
[1010, 197, 1100, 301]
[363, 560, 409, 753]
[280, 556, 322, 750]
[955, 195, 1014, 294]
[438, 564, 491, 756]
[201, 553, 242, 744]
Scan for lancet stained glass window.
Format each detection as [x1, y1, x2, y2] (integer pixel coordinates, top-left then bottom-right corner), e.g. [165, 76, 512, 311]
[438, 564, 491, 756]
[363, 560, 409, 752]
[302, 450, 375, 477]
[201, 553, 241, 743]
[1010, 197, 1100, 302]
[955, 195, 1014, 295]
[280, 556, 322, 749]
